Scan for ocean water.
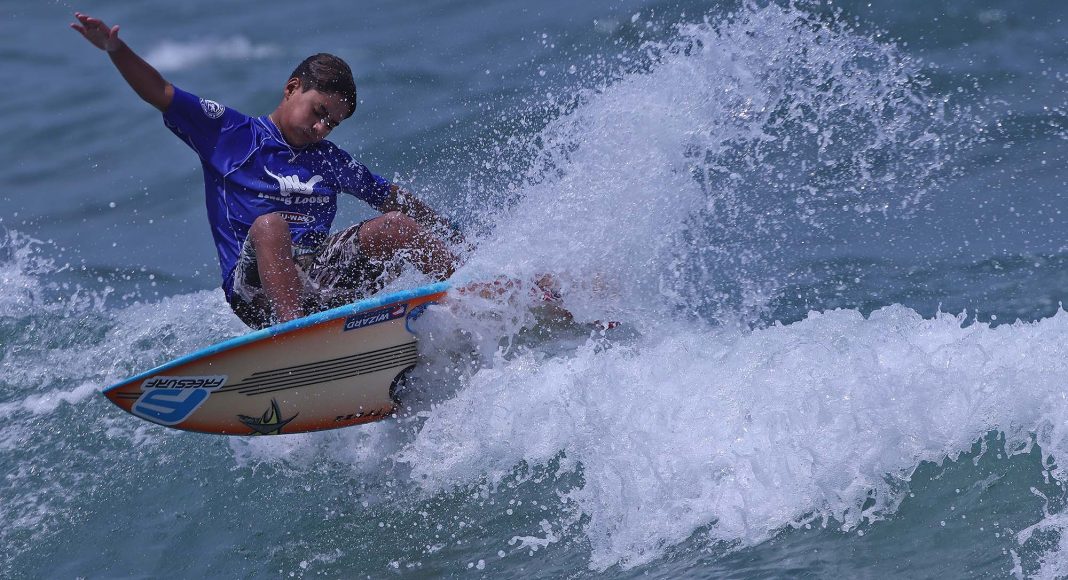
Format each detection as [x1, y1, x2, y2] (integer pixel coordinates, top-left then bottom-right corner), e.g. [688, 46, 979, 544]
[2, 0, 1066, 577]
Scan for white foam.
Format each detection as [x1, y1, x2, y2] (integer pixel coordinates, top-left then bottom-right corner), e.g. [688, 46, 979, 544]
[145, 36, 280, 73]
[0, 382, 97, 419]
[1016, 510, 1068, 579]
[400, 306, 1068, 569]
[229, 419, 406, 477]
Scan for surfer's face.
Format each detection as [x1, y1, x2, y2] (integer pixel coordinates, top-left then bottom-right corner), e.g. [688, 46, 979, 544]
[274, 79, 351, 147]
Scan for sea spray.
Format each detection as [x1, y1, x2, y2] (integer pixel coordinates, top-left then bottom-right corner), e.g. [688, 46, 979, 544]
[460, 3, 968, 328]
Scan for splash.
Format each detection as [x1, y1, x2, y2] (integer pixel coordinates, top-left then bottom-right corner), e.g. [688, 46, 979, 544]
[0, 230, 60, 318]
[1016, 503, 1068, 579]
[459, 2, 967, 327]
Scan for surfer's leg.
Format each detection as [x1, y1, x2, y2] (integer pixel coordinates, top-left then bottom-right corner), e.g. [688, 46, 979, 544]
[228, 213, 322, 327]
[301, 221, 387, 311]
[228, 237, 274, 329]
[247, 213, 306, 323]
[300, 213, 457, 313]
[357, 211, 458, 279]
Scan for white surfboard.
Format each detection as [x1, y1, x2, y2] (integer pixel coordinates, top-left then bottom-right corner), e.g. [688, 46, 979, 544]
[103, 282, 450, 435]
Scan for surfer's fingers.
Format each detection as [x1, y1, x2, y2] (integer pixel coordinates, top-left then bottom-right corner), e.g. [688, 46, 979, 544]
[71, 14, 120, 50]
[75, 14, 106, 31]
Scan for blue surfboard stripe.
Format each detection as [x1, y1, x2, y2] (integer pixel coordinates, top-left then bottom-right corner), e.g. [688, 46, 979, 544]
[104, 282, 451, 394]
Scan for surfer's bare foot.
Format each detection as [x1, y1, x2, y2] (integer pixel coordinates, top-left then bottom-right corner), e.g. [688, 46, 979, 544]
[456, 274, 619, 328]
[456, 274, 561, 302]
[455, 277, 520, 300]
[533, 273, 563, 302]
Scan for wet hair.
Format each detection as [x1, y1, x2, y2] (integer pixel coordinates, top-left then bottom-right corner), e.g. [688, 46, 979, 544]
[289, 53, 357, 117]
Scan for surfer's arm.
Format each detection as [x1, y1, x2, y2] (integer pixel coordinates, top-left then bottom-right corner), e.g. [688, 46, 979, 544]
[71, 13, 174, 112]
[376, 185, 467, 248]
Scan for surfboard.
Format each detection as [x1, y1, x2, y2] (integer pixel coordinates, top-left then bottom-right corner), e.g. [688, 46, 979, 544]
[102, 282, 451, 436]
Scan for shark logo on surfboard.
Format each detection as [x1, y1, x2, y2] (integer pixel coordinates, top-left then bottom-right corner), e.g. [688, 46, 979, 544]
[238, 399, 297, 435]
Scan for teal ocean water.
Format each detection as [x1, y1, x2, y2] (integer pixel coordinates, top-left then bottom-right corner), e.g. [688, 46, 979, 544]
[3, 0, 1067, 577]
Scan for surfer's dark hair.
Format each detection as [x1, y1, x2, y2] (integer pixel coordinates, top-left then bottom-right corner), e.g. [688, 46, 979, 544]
[289, 53, 357, 118]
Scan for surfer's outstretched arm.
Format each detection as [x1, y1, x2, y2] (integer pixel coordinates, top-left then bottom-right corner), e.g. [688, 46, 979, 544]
[70, 12, 174, 112]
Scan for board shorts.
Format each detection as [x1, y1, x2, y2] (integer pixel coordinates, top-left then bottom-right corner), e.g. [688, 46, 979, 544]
[227, 221, 387, 329]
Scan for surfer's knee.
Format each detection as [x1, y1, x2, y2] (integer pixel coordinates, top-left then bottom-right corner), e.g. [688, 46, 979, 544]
[249, 212, 294, 256]
[360, 211, 421, 254]
[380, 211, 421, 241]
[250, 212, 290, 240]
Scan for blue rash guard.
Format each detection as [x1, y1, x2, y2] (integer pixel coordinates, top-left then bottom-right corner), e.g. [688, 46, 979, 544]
[162, 85, 392, 300]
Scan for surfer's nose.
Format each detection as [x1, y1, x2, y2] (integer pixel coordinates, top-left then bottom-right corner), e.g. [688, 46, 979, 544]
[312, 120, 332, 140]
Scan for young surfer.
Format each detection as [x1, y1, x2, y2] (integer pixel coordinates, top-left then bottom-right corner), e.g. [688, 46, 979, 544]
[71, 12, 463, 328]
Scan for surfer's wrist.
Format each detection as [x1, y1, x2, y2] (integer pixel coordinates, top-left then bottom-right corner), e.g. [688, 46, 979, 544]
[105, 38, 127, 54]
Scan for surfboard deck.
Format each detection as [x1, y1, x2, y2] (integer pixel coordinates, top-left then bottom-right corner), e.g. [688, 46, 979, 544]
[103, 282, 451, 436]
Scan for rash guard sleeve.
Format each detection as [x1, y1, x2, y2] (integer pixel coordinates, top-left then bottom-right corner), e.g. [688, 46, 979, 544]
[333, 148, 393, 209]
[162, 86, 249, 164]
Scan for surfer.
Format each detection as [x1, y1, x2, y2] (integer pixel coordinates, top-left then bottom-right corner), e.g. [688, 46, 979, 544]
[71, 12, 464, 328]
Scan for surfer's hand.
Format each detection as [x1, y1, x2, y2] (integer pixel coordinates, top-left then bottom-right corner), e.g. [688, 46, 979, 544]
[71, 13, 124, 53]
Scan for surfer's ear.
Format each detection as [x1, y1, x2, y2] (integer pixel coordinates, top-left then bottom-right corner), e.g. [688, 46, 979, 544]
[283, 77, 302, 99]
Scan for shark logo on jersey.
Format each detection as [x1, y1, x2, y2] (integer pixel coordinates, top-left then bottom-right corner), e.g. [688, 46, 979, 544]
[264, 167, 323, 195]
[199, 98, 225, 119]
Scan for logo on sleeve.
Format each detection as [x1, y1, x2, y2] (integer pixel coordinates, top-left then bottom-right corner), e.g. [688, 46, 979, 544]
[199, 98, 225, 119]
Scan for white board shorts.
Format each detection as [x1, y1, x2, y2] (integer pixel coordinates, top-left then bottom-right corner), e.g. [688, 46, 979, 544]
[228, 221, 387, 328]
